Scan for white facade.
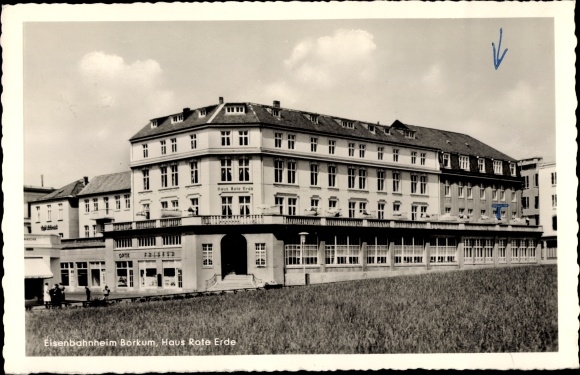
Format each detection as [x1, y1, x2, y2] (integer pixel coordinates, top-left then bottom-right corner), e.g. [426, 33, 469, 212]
[538, 162, 557, 240]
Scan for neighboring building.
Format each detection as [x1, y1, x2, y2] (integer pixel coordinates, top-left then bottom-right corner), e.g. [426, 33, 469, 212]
[538, 162, 557, 258]
[30, 178, 88, 239]
[77, 171, 132, 238]
[24, 185, 55, 234]
[518, 157, 543, 225]
[24, 234, 62, 300]
[86, 98, 541, 295]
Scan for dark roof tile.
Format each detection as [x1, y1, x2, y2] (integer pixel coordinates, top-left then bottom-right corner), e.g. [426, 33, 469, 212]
[78, 171, 131, 196]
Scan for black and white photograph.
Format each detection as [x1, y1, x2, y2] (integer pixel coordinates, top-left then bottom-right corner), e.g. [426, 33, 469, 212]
[3, 2, 577, 373]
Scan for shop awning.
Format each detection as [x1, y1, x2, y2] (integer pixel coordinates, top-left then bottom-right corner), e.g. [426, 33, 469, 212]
[25, 258, 53, 279]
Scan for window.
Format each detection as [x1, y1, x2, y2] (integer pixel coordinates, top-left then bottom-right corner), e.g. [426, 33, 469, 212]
[189, 198, 199, 215]
[310, 137, 318, 152]
[142, 169, 150, 190]
[190, 161, 199, 184]
[467, 182, 472, 199]
[114, 238, 132, 249]
[420, 175, 427, 195]
[93, 198, 98, 212]
[359, 202, 367, 215]
[202, 244, 213, 267]
[60, 262, 73, 286]
[492, 185, 498, 200]
[229, 105, 246, 114]
[142, 144, 148, 158]
[287, 198, 297, 216]
[411, 205, 418, 220]
[411, 174, 418, 194]
[328, 165, 337, 187]
[522, 196, 530, 209]
[84, 225, 89, 238]
[431, 238, 457, 264]
[238, 130, 249, 146]
[480, 186, 486, 200]
[445, 207, 451, 214]
[103, 197, 109, 214]
[393, 149, 399, 162]
[341, 120, 354, 129]
[513, 191, 518, 203]
[306, 114, 318, 124]
[377, 202, 386, 220]
[481, 209, 487, 217]
[493, 160, 502, 174]
[328, 140, 336, 154]
[171, 114, 183, 123]
[170, 164, 179, 186]
[359, 144, 366, 158]
[199, 108, 207, 117]
[442, 153, 450, 168]
[171, 200, 179, 210]
[348, 167, 356, 189]
[170, 138, 177, 153]
[377, 147, 384, 160]
[394, 237, 424, 264]
[274, 159, 284, 183]
[57, 203, 63, 220]
[444, 180, 450, 196]
[124, 194, 130, 209]
[76, 262, 88, 287]
[238, 157, 250, 182]
[220, 158, 232, 182]
[393, 202, 401, 213]
[275, 197, 284, 215]
[138, 237, 155, 247]
[84, 200, 89, 213]
[310, 198, 319, 210]
[221, 131, 231, 146]
[274, 133, 282, 148]
[239, 196, 251, 216]
[163, 235, 181, 246]
[115, 261, 133, 288]
[534, 174, 539, 187]
[420, 153, 426, 166]
[348, 202, 356, 218]
[551, 172, 557, 186]
[377, 170, 385, 191]
[46, 205, 52, 221]
[509, 163, 516, 176]
[411, 151, 417, 164]
[160, 166, 168, 188]
[392, 172, 400, 192]
[552, 194, 557, 208]
[368, 125, 376, 133]
[524, 176, 530, 189]
[500, 185, 505, 201]
[328, 199, 338, 210]
[255, 243, 266, 267]
[310, 163, 319, 186]
[287, 160, 297, 184]
[459, 155, 469, 170]
[190, 134, 197, 149]
[160, 140, 167, 155]
[478, 158, 485, 173]
[458, 181, 464, 198]
[358, 169, 367, 190]
[404, 130, 415, 139]
[115, 196, 121, 210]
[221, 197, 233, 217]
[348, 143, 355, 157]
[287, 134, 295, 149]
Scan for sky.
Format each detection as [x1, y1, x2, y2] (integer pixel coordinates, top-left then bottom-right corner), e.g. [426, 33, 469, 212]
[23, 18, 555, 189]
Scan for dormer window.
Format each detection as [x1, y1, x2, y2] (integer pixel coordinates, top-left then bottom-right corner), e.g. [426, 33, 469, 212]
[383, 127, 390, 135]
[341, 120, 354, 129]
[368, 125, 376, 134]
[509, 163, 516, 176]
[226, 105, 246, 114]
[150, 119, 158, 128]
[493, 160, 503, 174]
[404, 129, 416, 139]
[199, 109, 207, 118]
[442, 153, 450, 168]
[272, 108, 280, 117]
[305, 113, 318, 124]
[171, 114, 183, 124]
[459, 155, 470, 170]
[478, 158, 486, 173]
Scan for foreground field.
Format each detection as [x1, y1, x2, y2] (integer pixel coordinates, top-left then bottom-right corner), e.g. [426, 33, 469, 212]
[26, 265, 557, 355]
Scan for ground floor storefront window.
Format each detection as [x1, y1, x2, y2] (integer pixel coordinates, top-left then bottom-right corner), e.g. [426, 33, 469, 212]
[116, 261, 134, 288]
[90, 261, 106, 287]
[139, 260, 158, 288]
[162, 260, 182, 288]
[60, 262, 73, 286]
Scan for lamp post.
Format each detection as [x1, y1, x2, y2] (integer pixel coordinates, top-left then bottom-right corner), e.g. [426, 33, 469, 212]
[299, 232, 309, 285]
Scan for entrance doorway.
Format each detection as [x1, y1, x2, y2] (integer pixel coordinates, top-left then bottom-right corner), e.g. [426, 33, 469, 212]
[221, 234, 247, 278]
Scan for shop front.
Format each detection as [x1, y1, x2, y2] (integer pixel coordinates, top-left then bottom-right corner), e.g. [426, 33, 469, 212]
[113, 249, 182, 292]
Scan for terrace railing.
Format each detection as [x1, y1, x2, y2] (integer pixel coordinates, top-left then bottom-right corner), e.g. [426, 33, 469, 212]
[202, 215, 263, 225]
[160, 218, 181, 228]
[284, 216, 321, 226]
[136, 220, 156, 230]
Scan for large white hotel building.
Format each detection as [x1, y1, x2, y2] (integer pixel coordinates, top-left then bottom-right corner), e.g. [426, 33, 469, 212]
[27, 97, 544, 296]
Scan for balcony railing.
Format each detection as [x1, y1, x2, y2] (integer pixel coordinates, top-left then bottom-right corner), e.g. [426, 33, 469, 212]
[104, 214, 543, 233]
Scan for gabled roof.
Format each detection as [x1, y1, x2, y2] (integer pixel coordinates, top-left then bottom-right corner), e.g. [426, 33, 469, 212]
[78, 171, 131, 196]
[129, 100, 515, 161]
[34, 179, 86, 202]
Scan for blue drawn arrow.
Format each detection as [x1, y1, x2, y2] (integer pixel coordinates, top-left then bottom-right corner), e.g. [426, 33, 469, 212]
[492, 28, 508, 70]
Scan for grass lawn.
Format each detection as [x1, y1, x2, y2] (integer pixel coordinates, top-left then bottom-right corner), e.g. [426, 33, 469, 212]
[26, 264, 557, 356]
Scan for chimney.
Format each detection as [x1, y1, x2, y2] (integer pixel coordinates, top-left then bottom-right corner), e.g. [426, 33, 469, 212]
[219, 97, 224, 104]
[183, 107, 190, 114]
[83, 176, 89, 185]
[41, 174, 44, 187]
[273, 100, 280, 108]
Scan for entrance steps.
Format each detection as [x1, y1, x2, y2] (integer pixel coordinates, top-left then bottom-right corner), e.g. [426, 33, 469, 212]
[207, 274, 262, 291]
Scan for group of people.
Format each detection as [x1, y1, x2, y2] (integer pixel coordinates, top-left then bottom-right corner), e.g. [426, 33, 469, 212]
[43, 283, 65, 309]
[85, 285, 110, 301]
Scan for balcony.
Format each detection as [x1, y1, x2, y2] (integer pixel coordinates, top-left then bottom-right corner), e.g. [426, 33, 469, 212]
[90, 209, 115, 221]
[61, 237, 106, 249]
[104, 214, 543, 233]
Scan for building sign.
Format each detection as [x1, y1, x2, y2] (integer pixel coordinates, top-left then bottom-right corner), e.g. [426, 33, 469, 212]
[217, 186, 253, 192]
[491, 203, 510, 220]
[41, 224, 59, 231]
[117, 251, 177, 259]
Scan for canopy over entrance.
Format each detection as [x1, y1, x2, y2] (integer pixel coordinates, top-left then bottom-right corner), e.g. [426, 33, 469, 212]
[25, 258, 53, 279]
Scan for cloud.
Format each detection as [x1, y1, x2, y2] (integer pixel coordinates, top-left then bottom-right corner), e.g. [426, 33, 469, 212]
[283, 29, 377, 88]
